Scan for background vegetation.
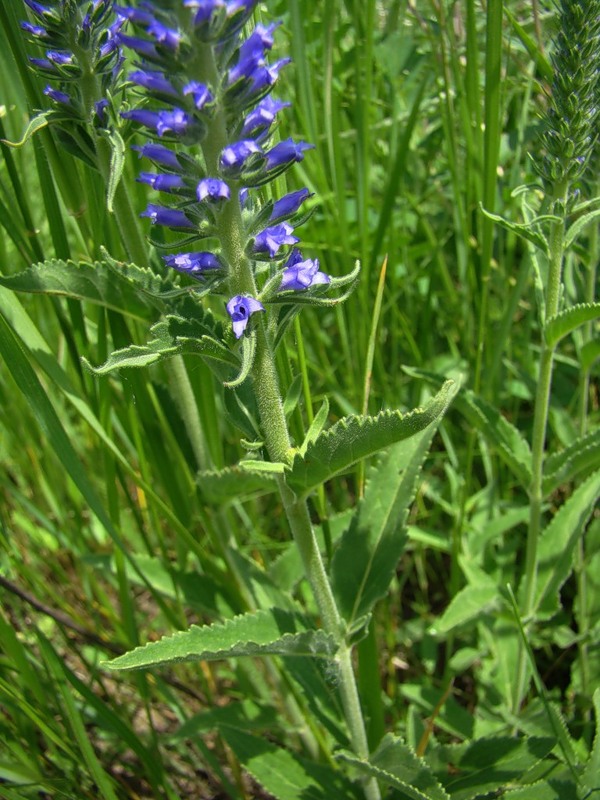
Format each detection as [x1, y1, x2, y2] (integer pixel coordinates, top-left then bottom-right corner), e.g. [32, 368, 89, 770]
[0, 1, 598, 798]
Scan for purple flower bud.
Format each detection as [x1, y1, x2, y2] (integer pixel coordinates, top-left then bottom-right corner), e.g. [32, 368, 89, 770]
[226, 295, 264, 338]
[28, 57, 53, 71]
[279, 249, 330, 291]
[248, 58, 290, 94]
[183, 81, 213, 110]
[95, 98, 109, 124]
[130, 69, 177, 96]
[220, 139, 263, 175]
[23, 0, 52, 18]
[21, 21, 48, 37]
[163, 251, 223, 274]
[270, 188, 312, 222]
[121, 108, 162, 130]
[147, 20, 181, 49]
[47, 50, 73, 65]
[197, 178, 230, 203]
[138, 172, 185, 192]
[228, 52, 265, 86]
[185, 0, 225, 24]
[43, 86, 71, 105]
[113, 6, 156, 25]
[117, 32, 158, 59]
[241, 96, 290, 137]
[254, 222, 298, 257]
[265, 138, 314, 171]
[141, 204, 195, 228]
[239, 187, 249, 207]
[156, 109, 190, 137]
[133, 143, 181, 170]
[239, 23, 279, 59]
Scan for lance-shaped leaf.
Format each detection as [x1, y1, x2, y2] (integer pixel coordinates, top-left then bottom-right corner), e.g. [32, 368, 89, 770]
[337, 735, 450, 800]
[582, 689, 600, 791]
[105, 609, 337, 672]
[331, 382, 457, 624]
[479, 205, 557, 255]
[543, 427, 600, 497]
[0, 258, 169, 321]
[84, 313, 237, 375]
[534, 469, 600, 616]
[286, 381, 455, 497]
[544, 302, 600, 347]
[197, 465, 278, 503]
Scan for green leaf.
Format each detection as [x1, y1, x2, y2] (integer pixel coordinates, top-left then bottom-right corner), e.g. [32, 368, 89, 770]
[565, 208, 600, 249]
[544, 303, 600, 347]
[300, 397, 330, 454]
[101, 127, 125, 213]
[239, 459, 287, 474]
[104, 609, 337, 672]
[224, 331, 256, 388]
[1, 112, 50, 147]
[582, 689, 600, 791]
[502, 780, 578, 800]
[219, 726, 360, 800]
[432, 580, 499, 635]
[534, 470, 600, 616]
[542, 427, 600, 496]
[331, 383, 457, 624]
[287, 381, 456, 497]
[197, 465, 278, 503]
[454, 389, 532, 487]
[84, 314, 237, 375]
[479, 205, 555, 255]
[337, 735, 450, 800]
[581, 338, 600, 371]
[0, 259, 167, 321]
[442, 736, 557, 800]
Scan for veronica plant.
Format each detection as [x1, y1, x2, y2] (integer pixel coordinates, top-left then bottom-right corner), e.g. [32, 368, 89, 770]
[5, 1, 457, 797]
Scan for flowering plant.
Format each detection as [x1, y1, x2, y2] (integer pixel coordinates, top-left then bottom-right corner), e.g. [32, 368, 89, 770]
[3, 1, 598, 799]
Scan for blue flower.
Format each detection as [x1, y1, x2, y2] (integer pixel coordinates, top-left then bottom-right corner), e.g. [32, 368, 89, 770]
[279, 249, 330, 291]
[253, 222, 298, 257]
[226, 295, 264, 338]
[220, 139, 263, 176]
[265, 138, 314, 171]
[141, 204, 195, 228]
[133, 142, 182, 170]
[137, 173, 186, 192]
[270, 188, 311, 222]
[164, 252, 223, 275]
[183, 81, 214, 110]
[197, 178, 230, 203]
[129, 69, 178, 96]
[43, 86, 71, 105]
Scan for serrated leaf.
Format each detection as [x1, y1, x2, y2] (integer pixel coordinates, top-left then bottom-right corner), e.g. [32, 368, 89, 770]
[502, 779, 578, 799]
[197, 465, 277, 503]
[286, 381, 455, 497]
[331, 384, 457, 624]
[220, 726, 361, 800]
[0, 259, 167, 321]
[544, 303, 600, 347]
[239, 459, 287, 474]
[337, 735, 450, 800]
[84, 314, 237, 375]
[534, 470, 600, 616]
[104, 609, 337, 671]
[480, 205, 554, 255]
[543, 427, 600, 496]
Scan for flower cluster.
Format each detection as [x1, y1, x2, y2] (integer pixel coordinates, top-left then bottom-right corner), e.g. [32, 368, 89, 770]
[22, 0, 124, 134]
[536, 0, 600, 205]
[114, 0, 330, 339]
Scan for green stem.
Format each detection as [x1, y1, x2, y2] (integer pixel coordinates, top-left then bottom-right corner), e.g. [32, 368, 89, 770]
[513, 184, 568, 714]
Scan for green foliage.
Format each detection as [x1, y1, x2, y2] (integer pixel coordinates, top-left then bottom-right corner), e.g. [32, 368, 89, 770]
[106, 609, 338, 672]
